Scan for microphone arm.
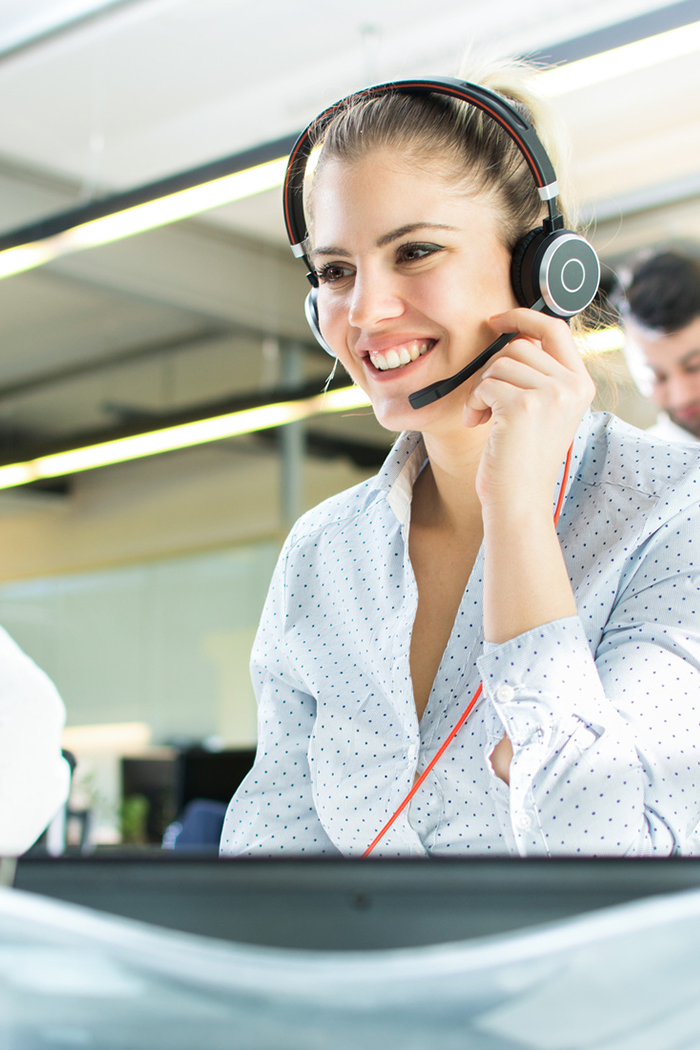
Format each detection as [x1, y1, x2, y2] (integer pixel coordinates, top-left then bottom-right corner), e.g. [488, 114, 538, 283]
[408, 298, 545, 410]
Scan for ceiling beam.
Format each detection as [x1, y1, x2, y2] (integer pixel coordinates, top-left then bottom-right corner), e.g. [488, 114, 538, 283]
[0, 1, 148, 65]
[583, 170, 700, 227]
[45, 219, 312, 340]
[0, 133, 298, 252]
[529, 0, 700, 65]
[0, 325, 235, 403]
[0, 133, 312, 343]
[0, 375, 357, 465]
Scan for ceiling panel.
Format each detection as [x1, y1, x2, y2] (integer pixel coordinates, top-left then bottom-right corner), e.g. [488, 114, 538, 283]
[558, 49, 700, 207]
[0, 268, 212, 381]
[0, 0, 672, 189]
[0, 0, 696, 479]
[0, 0, 130, 53]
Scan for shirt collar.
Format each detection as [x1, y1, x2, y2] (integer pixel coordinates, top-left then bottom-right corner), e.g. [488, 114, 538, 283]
[375, 413, 593, 528]
[376, 431, 427, 526]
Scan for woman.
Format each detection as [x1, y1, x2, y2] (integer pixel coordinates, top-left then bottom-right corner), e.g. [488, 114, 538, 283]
[220, 64, 700, 858]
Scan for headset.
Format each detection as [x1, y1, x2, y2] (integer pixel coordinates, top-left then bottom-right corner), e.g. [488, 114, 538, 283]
[282, 76, 600, 410]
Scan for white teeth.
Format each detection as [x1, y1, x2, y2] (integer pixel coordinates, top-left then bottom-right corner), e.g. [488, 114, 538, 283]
[369, 340, 432, 372]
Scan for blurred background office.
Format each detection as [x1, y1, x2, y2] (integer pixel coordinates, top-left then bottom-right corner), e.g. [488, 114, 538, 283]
[0, 0, 698, 850]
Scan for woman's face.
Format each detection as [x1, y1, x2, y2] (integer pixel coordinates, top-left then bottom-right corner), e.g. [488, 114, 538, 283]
[309, 148, 518, 434]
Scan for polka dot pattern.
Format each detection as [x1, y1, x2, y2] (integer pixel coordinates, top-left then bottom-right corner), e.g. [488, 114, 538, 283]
[220, 412, 700, 858]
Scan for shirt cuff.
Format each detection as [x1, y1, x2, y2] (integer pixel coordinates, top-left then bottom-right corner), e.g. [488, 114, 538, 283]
[476, 616, 608, 748]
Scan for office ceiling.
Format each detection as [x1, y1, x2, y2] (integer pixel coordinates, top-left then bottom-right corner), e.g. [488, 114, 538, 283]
[0, 0, 698, 484]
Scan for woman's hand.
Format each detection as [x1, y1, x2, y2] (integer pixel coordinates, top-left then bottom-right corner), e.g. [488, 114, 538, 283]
[465, 307, 594, 651]
[463, 308, 595, 516]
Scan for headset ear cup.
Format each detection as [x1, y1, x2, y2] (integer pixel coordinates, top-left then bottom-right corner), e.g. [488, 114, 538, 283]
[304, 287, 336, 357]
[511, 228, 601, 317]
[534, 232, 601, 317]
[510, 227, 547, 308]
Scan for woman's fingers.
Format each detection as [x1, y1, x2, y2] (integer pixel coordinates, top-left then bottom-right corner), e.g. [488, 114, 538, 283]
[488, 308, 588, 373]
[466, 348, 592, 411]
[464, 309, 594, 417]
[462, 402, 492, 427]
[463, 310, 595, 441]
[462, 307, 595, 512]
[482, 351, 564, 388]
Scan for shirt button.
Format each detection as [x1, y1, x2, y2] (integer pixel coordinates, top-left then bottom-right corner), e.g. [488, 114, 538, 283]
[516, 812, 533, 831]
[496, 684, 515, 703]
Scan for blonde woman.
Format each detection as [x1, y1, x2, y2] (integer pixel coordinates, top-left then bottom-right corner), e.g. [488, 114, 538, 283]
[221, 65, 700, 859]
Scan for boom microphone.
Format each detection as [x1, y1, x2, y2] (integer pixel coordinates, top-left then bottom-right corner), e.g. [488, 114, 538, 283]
[408, 298, 545, 410]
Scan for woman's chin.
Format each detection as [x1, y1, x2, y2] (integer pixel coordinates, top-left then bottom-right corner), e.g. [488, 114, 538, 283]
[368, 390, 420, 433]
[370, 388, 461, 435]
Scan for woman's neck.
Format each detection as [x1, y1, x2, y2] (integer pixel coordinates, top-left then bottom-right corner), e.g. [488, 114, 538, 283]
[412, 422, 491, 534]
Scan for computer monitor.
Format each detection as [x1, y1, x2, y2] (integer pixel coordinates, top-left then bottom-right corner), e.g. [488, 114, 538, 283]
[14, 854, 700, 950]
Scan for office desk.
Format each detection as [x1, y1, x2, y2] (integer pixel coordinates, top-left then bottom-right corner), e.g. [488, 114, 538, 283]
[5, 856, 700, 1048]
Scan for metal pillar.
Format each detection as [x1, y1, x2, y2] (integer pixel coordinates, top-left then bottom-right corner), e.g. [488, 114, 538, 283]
[280, 341, 305, 531]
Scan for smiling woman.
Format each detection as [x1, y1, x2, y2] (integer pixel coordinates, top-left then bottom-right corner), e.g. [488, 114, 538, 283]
[309, 157, 518, 435]
[220, 60, 700, 859]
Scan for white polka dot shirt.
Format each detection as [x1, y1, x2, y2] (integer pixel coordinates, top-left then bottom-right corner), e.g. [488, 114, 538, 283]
[220, 412, 700, 858]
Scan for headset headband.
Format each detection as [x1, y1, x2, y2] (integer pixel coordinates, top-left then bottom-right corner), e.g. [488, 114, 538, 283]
[283, 76, 562, 274]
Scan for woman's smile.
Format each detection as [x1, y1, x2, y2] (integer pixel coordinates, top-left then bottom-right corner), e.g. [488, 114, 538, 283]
[308, 149, 516, 431]
[358, 336, 437, 374]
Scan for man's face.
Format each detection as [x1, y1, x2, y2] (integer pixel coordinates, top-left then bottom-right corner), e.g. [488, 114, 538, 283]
[627, 316, 700, 438]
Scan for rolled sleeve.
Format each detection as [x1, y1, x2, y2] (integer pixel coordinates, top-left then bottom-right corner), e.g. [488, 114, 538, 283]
[478, 618, 650, 857]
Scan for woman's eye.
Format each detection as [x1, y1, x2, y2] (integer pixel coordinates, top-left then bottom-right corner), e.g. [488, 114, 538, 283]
[316, 263, 353, 284]
[397, 242, 443, 263]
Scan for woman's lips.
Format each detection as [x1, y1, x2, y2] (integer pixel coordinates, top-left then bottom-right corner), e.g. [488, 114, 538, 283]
[365, 338, 436, 372]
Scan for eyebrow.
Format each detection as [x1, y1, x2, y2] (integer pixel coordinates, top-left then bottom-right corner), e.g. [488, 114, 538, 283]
[376, 222, 458, 247]
[680, 348, 700, 366]
[310, 222, 458, 261]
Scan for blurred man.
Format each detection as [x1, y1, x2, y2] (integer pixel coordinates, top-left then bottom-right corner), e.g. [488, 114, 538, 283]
[617, 249, 700, 442]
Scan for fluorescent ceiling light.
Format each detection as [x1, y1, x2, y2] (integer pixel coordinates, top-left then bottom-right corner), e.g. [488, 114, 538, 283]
[577, 326, 624, 354]
[540, 20, 700, 95]
[0, 11, 690, 279]
[0, 384, 372, 491]
[0, 155, 289, 279]
[0, 132, 297, 279]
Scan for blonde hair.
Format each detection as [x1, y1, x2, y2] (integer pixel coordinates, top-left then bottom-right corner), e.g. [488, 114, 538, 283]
[303, 58, 576, 253]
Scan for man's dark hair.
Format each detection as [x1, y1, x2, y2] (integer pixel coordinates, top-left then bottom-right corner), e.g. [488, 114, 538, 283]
[618, 250, 700, 334]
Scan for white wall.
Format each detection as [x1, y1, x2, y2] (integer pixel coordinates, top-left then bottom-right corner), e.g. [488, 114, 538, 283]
[0, 440, 375, 738]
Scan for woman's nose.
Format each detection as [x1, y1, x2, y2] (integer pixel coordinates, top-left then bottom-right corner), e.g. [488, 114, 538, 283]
[348, 270, 405, 329]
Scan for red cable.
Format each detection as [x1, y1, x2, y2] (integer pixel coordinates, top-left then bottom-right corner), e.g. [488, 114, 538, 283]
[554, 442, 573, 525]
[362, 683, 484, 857]
[362, 442, 574, 857]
